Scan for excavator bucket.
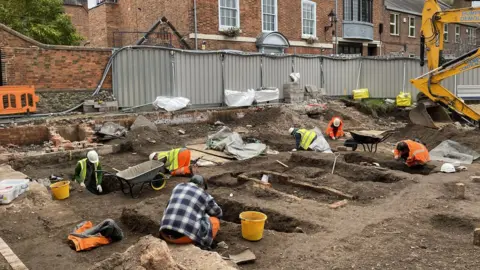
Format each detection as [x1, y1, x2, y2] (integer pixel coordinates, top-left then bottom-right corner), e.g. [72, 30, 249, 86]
[409, 102, 453, 129]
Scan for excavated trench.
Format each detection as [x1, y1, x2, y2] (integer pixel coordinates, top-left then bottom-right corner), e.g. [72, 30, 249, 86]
[343, 152, 435, 175]
[215, 197, 322, 234]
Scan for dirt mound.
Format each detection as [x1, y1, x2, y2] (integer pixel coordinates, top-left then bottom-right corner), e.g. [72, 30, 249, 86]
[391, 124, 480, 151]
[90, 235, 181, 270]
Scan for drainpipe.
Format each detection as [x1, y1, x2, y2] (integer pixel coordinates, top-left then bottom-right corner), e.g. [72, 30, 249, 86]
[335, 0, 338, 54]
[194, 0, 198, 50]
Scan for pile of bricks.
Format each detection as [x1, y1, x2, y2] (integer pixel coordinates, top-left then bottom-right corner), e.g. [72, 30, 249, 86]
[46, 124, 98, 152]
[83, 100, 119, 113]
[283, 83, 304, 104]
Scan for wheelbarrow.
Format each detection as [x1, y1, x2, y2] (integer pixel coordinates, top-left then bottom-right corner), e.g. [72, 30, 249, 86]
[102, 160, 168, 198]
[344, 130, 396, 153]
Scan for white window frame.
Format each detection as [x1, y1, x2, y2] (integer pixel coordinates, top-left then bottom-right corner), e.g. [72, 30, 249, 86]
[467, 27, 476, 45]
[408, 16, 415, 38]
[261, 0, 278, 32]
[390, 13, 399, 36]
[301, 0, 317, 39]
[218, 0, 240, 31]
[444, 24, 448, 42]
[455, 25, 460, 43]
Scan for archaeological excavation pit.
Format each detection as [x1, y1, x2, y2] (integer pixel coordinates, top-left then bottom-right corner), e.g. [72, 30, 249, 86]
[215, 197, 322, 234]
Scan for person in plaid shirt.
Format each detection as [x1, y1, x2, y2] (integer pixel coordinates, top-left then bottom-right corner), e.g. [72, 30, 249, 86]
[159, 175, 222, 249]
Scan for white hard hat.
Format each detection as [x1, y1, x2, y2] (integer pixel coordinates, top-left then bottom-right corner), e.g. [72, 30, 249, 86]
[288, 127, 294, 134]
[87, 150, 99, 163]
[149, 152, 157, 161]
[333, 118, 341, 127]
[441, 163, 456, 173]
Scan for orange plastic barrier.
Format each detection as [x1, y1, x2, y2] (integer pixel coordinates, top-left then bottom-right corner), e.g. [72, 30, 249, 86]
[0, 86, 40, 115]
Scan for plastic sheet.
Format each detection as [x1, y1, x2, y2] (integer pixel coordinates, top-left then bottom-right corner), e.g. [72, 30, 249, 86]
[224, 89, 256, 107]
[429, 140, 480, 165]
[255, 88, 279, 103]
[206, 126, 267, 160]
[153, 96, 190, 112]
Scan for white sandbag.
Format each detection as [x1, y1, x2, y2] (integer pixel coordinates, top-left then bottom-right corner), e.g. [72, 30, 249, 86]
[255, 88, 279, 103]
[310, 127, 332, 153]
[224, 89, 255, 107]
[153, 96, 190, 112]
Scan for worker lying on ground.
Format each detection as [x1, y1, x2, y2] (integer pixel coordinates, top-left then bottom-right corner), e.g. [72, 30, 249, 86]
[394, 140, 430, 168]
[289, 127, 333, 153]
[159, 175, 222, 250]
[326, 117, 345, 140]
[74, 150, 104, 195]
[149, 147, 193, 176]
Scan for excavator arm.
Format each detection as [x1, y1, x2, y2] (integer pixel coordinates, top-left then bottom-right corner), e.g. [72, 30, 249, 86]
[410, 0, 480, 128]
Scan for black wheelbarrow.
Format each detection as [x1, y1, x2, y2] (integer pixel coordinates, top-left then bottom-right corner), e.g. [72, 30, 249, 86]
[344, 130, 395, 153]
[101, 160, 168, 198]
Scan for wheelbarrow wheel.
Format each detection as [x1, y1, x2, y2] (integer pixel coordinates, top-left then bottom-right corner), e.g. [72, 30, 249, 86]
[151, 173, 167, 191]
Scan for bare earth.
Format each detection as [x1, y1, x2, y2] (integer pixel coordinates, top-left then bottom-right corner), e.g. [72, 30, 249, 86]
[2, 104, 480, 270]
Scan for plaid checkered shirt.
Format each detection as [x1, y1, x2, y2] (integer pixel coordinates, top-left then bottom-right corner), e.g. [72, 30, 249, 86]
[160, 183, 223, 247]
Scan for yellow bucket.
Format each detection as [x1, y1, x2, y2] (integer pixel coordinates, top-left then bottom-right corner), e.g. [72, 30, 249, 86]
[50, 181, 70, 200]
[239, 211, 268, 241]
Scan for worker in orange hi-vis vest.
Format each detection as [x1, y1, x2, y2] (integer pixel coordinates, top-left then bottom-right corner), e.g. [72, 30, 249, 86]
[325, 117, 345, 140]
[393, 140, 430, 168]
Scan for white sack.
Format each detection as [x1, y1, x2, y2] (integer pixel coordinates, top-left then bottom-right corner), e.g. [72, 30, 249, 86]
[153, 96, 190, 112]
[224, 89, 255, 107]
[255, 89, 279, 103]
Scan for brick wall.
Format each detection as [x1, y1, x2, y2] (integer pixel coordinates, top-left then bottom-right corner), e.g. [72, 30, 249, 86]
[64, 5, 90, 41]
[88, 4, 120, 47]
[197, 0, 334, 43]
[0, 126, 49, 146]
[0, 26, 34, 48]
[2, 47, 112, 90]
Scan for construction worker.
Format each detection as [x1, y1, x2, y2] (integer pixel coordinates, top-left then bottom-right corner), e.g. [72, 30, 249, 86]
[159, 175, 222, 249]
[74, 150, 103, 195]
[394, 140, 430, 168]
[289, 127, 318, 152]
[149, 147, 192, 176]
[326, 117, 345, 140]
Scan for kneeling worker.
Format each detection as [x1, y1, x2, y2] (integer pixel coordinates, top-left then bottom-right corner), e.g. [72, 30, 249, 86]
[149, 148, 192, 176]
[159, 175, 222, 249]
[289, 127, 317, 152]
[74, 150, 104, 195]
[326, 117, 345, 140]
[394, 140, 430, 168]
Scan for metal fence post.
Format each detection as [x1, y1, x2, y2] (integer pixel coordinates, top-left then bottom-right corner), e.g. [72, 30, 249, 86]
[221, 53, 226, 106]
[260, 55, 264, 88]
[170, 50, 176, 96]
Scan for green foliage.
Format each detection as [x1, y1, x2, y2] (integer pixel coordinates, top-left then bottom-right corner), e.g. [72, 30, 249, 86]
[356, 99, 396, 117]
[0, 0, 83, 45]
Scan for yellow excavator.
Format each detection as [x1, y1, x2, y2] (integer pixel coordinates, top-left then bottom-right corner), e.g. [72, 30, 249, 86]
[410, 0, 480, 128]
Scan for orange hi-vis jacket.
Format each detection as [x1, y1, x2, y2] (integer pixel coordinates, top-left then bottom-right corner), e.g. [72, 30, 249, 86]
[394, 140, 430, 167]
[326, 117, 345, 139]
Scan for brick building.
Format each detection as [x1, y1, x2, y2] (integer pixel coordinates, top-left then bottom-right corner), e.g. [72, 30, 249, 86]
[63, 0, 90, 43]
[383, 0, 478, 58]
[69, 0, 478, 56]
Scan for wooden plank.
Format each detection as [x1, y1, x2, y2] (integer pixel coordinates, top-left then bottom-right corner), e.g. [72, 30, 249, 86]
[189, 150, 231, 165]
[187, 144, 235, 160]
[0, 237, 28, 270]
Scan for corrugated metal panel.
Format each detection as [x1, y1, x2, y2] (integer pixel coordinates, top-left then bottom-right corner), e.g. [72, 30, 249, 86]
[175, 53, 223, 105]
[403, 59, 424, 101]
[457, 85, 480, 100]
[262, 56, 292, 99]
[293, 57, 322, 90]
[361, 59, 405, 98]
[224, 55, 261, 91]
[323, 58, 360, 96]
[458, 68, 480, 86]
[113, 48, 172, 107]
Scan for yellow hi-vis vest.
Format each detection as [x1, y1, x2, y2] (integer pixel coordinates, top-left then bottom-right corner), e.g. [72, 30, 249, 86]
[156, 148, 182, 171]
[297, 129, 316, 150]
[78, 158, 99, 184]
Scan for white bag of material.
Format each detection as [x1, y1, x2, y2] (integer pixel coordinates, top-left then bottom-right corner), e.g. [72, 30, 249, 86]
[224, 89, 255, 107]
[290, 73, 300, 83]
[153, 96, 190, 112]
[255, 88, 279, 103]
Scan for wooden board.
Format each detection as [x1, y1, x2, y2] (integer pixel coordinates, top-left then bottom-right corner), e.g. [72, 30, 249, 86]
[187, 144, 235, 160]
[0, 237, 28, 270]
[190, 150, 232, 165]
